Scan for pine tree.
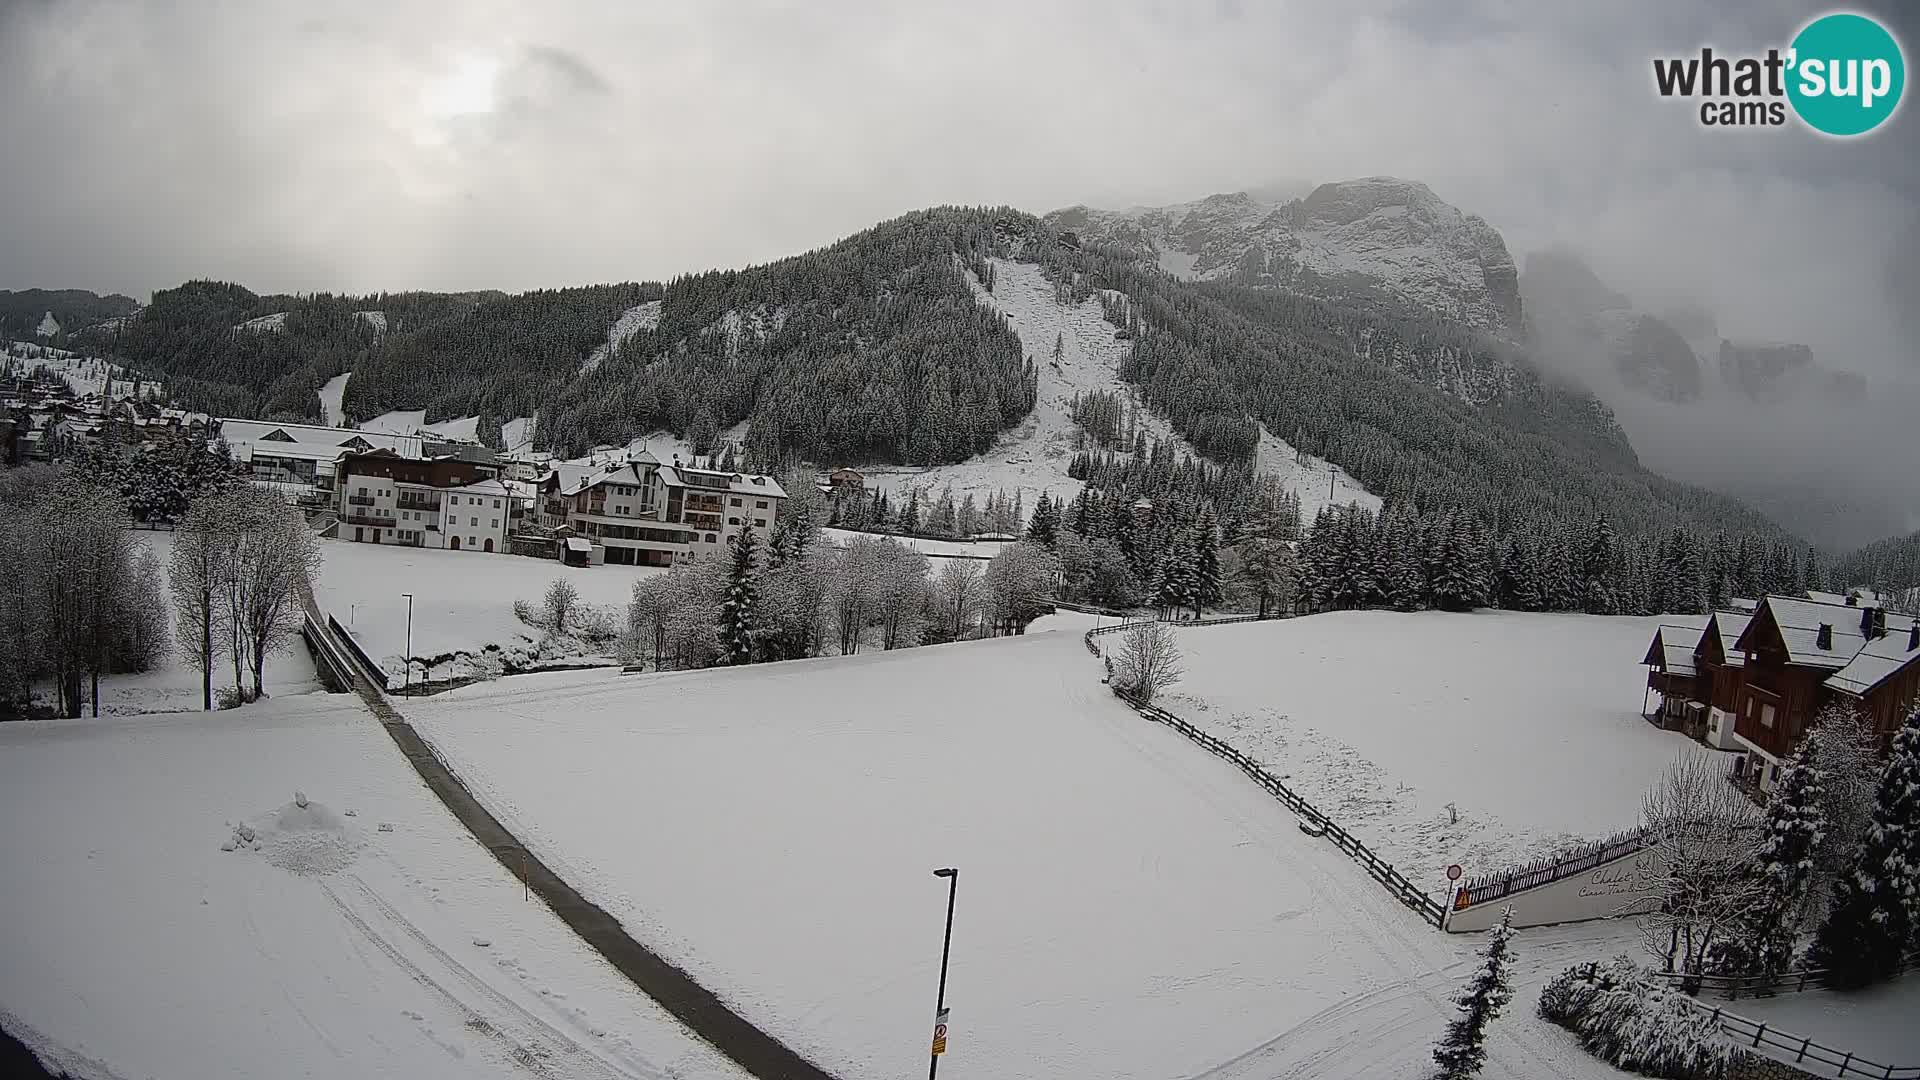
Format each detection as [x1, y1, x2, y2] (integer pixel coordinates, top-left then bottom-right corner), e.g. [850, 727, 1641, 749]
[1715, 744, 1828, 978]
[1808, 707, 1920, 988]
[1430, 907, 1516, 1079]
[718, 526, 759, 665]
[1661, 529, 1703, 615]
[1026, 491, 1059, 548]
[1582, 515, 1617, 615]
[1153, 533, 1197, 616]
[1802, 545, 1824, 593]
[1190, 509, 1221, 618]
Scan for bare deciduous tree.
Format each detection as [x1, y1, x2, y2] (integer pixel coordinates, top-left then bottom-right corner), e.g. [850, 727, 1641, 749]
[1638, 753, 1766, 982]
[934, 559, 983, 641]
[1113, 621, 1184, 704]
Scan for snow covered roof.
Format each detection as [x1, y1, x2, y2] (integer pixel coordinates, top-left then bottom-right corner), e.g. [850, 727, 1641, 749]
[1702, 611, 1752, 669]
[451, 477, 512, 498]
[1806, 589, 1883, 610]
[1741, 595, 1878, 670]
[656, 466, 787, 500]
[219, 418, 422, 459]
[1824, 617, 1920, 697]
[566, 537, 593, 553]
[1644, 625, 1701, 676]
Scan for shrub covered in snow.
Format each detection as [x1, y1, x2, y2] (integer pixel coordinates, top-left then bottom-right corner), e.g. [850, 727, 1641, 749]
[1538, 956, 1731, 1080]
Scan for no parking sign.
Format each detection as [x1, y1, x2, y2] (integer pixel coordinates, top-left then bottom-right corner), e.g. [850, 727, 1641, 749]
[931, 1008, 950, 1055]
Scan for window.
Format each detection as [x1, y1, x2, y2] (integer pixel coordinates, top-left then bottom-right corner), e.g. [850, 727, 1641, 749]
[493, 499, 500, 509]
[727, 517, 740, 526]
[357, 486, 367, 496]
[756, 500, 767, 509]
[754, 518, 767, 529]
[730, 497, 741, 506]
[1760, 703, 1776, 729]
[468, 537, 477, 548]
[491, 519, 499, 528]
[704, 533, 717, 543]
[470, 516, 479, 527]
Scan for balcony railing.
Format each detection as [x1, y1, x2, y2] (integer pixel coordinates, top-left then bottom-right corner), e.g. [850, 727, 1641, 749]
[397, 499, 441, 512]
[342, 513, 389, 527]
[347, 495, 376, 506]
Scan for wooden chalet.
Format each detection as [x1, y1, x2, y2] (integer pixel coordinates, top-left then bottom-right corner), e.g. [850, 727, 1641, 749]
[1691, 610, 1751, 750]
[1641, 623, 1708, 735]
[1728, 594, 1920, 791]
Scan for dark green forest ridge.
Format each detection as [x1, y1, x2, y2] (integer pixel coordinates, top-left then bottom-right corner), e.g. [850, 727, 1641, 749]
[9, 207, 1804, 553]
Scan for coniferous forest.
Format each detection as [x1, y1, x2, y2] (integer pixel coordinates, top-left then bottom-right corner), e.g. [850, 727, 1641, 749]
[17, 203, 1903, 598]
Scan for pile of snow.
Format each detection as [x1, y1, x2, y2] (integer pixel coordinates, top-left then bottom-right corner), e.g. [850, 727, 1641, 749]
[36, 311, 60, 337]
[580, 300, 663, 376]
[0, 689, 745, 1080]
[220, 790, 361, 875]
[1161, 610, 1717, 889]
[235, 312, 288, 332]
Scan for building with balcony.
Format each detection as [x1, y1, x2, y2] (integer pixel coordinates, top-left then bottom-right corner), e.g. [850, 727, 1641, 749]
[1725, 593, 1920, 792]
[539, 451, 786, 566]
[336, 448, 510, 552]
[218, 418, 424, 503]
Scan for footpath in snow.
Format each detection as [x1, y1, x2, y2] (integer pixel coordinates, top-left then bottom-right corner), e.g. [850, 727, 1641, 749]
[409, 630, 1624, 1080]
[0, 694, 742, 1080]
[1161, 610, 1717, 889]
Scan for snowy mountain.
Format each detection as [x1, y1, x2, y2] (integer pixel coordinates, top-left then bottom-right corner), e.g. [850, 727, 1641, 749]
[1048, 177, 1524, 336]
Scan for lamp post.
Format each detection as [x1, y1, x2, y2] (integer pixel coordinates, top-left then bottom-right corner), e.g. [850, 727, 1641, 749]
[401, 592, 414, 694]
[928, 867, 958, 1080]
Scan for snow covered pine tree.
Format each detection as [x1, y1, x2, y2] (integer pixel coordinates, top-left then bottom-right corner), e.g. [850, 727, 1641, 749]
[1431, 907, 1515, 1079]
[1808, 706, 1920, 988]
[719, 526, 759, 665]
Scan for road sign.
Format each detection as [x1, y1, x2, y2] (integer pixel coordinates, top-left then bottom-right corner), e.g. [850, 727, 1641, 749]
[931, 1008, 949, 1055]
[1446, 864, 1463, 882]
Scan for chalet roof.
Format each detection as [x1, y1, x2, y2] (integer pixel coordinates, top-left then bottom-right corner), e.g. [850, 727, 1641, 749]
[219, 418, 421, 460]
[451, 477, 512, 498]
[1807, 589, 1883, 610]
[1705, 611, 1753, 669]
[656, 466, 787, 500]
[1824, 616, 1920, 697]
[1645, 624, 1702, 676]
[1739, 595, 1878, 670]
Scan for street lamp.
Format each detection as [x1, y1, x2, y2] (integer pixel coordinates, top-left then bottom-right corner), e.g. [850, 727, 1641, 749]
[928, 867, 958, 1080]
[401, 592, 414, 694]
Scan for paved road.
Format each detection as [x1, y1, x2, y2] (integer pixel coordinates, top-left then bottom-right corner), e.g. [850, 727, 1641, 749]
[310, 603, 844, 1080]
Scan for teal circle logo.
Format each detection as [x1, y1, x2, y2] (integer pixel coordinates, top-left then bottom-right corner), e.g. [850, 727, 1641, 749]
[1787, 13, 1905, 136]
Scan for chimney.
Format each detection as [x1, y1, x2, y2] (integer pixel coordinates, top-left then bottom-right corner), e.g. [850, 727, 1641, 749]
[1816, 623, 1833, 650]
[1862, 606, 1876, 637]
[1909, 622, 1919, 652]
[1874, 608, 1887, 640]
[1846, 592, 1859, 606]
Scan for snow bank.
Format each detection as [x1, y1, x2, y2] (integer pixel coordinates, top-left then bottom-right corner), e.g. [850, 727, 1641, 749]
[0, 696, 744, 1080]
[1162, 611, 1718, 890]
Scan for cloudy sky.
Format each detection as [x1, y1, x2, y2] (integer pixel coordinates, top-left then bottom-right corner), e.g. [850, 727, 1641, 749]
[1, 0, 1914, 374]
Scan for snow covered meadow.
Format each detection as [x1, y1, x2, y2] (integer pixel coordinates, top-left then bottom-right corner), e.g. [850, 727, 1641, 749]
[1160, 610, 1721, 889]
[0, 693, 742, 1080]
[308, 539, 664, 688]
[408, 629, 1623, 1080]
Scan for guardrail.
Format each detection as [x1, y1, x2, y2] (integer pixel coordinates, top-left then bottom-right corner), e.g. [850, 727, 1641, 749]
[1083, 620, 1447, 928]
[325, 614, 390, 691]
[1690, 1000, 1920, 1079]
[1454, 827, 1648, 910]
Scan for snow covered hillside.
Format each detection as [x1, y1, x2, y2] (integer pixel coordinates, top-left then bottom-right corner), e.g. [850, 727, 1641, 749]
[860, 258, 1200, 510]
[1255, 425, 1381, 520]
[409, 632, 1622, 1080]
[311, 540, 663, 689]
[361, 409, 482, 444]
[1162, 611, 1717, 887]
[5, 342, 151, 400]
[0, 695, 744, 1080]
[579, 300, 663, 376]
[234, 311, 287, 332]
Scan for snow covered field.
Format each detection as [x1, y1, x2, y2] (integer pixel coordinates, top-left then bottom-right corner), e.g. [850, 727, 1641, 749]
[0, 694, 743, 1080]
[1159, 611, 1717, 888]
[409, 631, 1622, 1080]
[1731, 979, 1920, 1073]
[309, 539, 664, 688]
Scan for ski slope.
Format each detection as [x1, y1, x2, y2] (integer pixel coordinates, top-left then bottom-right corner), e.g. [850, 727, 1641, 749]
[318, 372, 350, 427]
[858, 258, 1196, 511]
[409, 630, 1620, 1080]
[1162, 611, 1717, 886]
[1255, 424, 1382, 520]
[580, 301, 663, 376]
[0, 694, 744, 1080]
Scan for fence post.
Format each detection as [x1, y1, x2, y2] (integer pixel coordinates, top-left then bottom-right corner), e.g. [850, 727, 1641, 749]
[1752, 1023, 1766, 1048]
[1797, 1037, 1810, 1062]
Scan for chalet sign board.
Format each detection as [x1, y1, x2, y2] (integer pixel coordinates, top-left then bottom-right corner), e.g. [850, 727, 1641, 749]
[1449, 848, 1664, 933]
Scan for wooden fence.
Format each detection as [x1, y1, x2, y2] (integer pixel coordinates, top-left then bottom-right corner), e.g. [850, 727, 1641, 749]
[1453, 827, 1648, 910]
[1083, 623, 1447, 928]
[1662, 949, 1920, 1001]
[1691, 1000, 1920, 1079]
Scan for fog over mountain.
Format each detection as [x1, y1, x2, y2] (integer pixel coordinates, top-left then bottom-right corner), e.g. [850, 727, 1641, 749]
[1, 0, 1914, 545]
